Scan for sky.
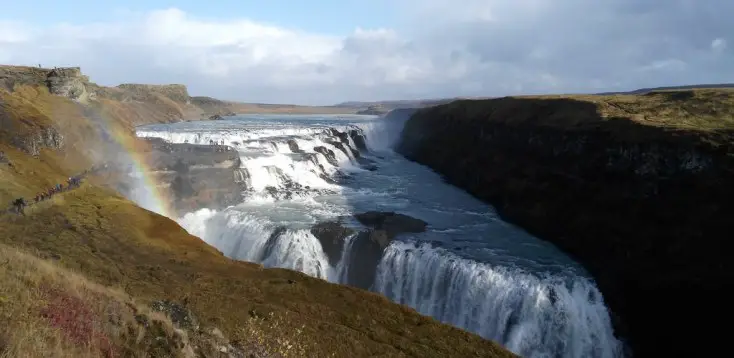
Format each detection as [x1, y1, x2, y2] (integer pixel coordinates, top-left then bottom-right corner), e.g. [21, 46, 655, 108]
[0, 0, 732, 105]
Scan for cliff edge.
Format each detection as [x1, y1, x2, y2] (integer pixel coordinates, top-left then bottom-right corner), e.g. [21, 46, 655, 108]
[397, 90, 734, 357]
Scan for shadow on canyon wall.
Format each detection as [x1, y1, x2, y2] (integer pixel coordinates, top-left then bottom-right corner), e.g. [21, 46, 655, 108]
[397, 92, 734, 357]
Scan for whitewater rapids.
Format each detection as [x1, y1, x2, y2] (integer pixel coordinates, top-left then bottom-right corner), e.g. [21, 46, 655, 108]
[136, 114, 623, 358]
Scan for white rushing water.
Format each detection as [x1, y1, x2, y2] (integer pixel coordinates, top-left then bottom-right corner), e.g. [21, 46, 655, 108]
[136, 114, 623, 358]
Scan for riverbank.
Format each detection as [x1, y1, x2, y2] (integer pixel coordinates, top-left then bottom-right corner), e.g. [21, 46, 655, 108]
[396, 89, 734, 357]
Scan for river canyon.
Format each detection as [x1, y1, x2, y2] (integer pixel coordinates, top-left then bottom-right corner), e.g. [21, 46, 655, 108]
[134, 114, 623, 358]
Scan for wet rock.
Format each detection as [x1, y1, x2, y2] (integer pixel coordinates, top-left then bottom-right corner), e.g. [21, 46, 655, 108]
[344, 211, 428, 289]
[349, 129, 368, 151]
[354, 211, 428, 239]
[260, 226, 287, 261]
[327, 139, 360, 159]
[314, 146, 339, 166]
[345, 230, 390, 289]
[209, 114, 224, 120]
[336, 131, 351, 144]
[287, 139, 303, 153]
[310, 221, 356, 266]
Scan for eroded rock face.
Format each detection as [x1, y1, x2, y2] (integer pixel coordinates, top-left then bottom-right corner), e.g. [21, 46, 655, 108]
[141, 138, 245, 216]
[12, 127, 64, 156]
[46, 67, 89, 101]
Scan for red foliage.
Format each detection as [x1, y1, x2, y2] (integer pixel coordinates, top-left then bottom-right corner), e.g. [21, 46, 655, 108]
[39, 286, 117, 357]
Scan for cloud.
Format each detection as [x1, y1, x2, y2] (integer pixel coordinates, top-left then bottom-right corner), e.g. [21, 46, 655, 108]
[711, 38, 727, 52]
[1, 2, 733, 105]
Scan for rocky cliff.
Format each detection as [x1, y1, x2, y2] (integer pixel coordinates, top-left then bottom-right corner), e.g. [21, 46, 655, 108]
[397, 90, 734, 357]
[140, 137, 245, 216]
[46, 67, 91, 101]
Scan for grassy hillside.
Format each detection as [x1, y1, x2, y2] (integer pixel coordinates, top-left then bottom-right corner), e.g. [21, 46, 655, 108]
[398, 88, 734, 357]
[0, 65, 512, 357]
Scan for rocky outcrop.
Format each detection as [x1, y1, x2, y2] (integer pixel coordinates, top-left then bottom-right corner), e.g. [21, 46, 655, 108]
[308, 212, 427, 289]
[397, 93, 734, 357]
[310, 221, 356, 266]
[354, 211, 428, 239]
[348, 129, 368, 151]
[313, 146, 338, 166]
[142, 138, 245, 215]
[11, 127, 64, 156]
[45, 67, 90, 101]
[348, 212, 427, 289]
[287, 139, 303, 154]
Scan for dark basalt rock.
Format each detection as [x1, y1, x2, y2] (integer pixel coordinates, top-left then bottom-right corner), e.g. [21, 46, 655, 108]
[354, 211, 428, 239]
[260, 226, 287, 261]
[310, 221, 356, 266]
[345, 229, 390, 290]
[314, 146, 339, 166]
[349, 129, 368, 151]
[287, 139, 303, 153]
[339, 212, 428, 289]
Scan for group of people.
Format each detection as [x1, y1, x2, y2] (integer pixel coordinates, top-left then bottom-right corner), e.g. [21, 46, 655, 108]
[208, 139, 232, 153]
[9, 176, 84, 216]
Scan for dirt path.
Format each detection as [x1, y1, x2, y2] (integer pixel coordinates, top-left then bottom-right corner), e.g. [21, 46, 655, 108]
[1, 164, 111, 218]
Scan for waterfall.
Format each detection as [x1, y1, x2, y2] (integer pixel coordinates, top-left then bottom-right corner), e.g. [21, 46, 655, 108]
[374, 241, 621, 358]
[137, 114, 623, 358]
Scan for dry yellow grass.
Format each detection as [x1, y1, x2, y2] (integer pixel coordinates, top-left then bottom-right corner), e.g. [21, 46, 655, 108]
[0, 243, 187, 357]
[440, 88, 734, 130]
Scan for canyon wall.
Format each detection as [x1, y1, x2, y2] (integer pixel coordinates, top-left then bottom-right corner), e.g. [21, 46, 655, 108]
[397, 91, 734, 357]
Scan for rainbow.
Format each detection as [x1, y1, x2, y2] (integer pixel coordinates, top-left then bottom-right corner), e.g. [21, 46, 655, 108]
[97, 116, 175, 218]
